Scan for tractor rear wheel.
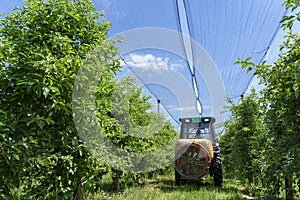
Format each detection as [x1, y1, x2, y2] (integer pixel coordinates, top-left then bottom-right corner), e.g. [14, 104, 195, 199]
[211, 154, 223, 187]
[175, 169, 181, 186]
[175, 169, 186, 186]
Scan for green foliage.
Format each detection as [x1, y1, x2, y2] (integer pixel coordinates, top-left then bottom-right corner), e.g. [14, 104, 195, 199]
[94, 76, 177, 181]
[0, 1, 178, 198]
[220, 90, 264, 195]
[225, 1, 300, 198]
[0, 0, 117, 199]
[106, 77, 176, 152]
[257, 27, 300, 199]
[281, 0, 300, 30]
[254, 2, 300, 196]
[235, 57, 256, 72]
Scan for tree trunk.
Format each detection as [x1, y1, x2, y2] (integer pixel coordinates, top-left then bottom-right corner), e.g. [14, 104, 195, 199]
[285, 177, 294, 200]
[73, 179, 83, 200]
[112, 170, 120, 192]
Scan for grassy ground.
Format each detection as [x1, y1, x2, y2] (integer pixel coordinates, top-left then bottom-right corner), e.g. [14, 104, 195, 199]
[85, 172, 246, 200]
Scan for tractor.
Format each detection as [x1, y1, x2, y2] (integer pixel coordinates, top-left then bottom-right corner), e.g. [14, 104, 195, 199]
[174, 117, 223, 187]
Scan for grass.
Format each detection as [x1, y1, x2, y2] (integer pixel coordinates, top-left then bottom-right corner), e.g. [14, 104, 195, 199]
[85, 172, 245, 200]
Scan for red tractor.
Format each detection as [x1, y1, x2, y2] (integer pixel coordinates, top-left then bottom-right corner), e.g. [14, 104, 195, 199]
[174, 117, 223, 187]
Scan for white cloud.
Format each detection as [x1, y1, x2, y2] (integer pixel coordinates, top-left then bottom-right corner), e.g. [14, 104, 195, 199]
[123, 53, 183, 72]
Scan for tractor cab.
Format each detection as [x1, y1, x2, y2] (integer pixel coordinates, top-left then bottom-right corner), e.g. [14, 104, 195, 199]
[179, 117, 217, 144]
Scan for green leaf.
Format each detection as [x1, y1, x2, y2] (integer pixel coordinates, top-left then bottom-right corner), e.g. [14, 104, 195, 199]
[43, 87, 50, 98]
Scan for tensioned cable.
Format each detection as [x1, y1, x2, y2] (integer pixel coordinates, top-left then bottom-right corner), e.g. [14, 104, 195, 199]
[241, 8, 289, 96]
[120, 56, 181, 125]
[175, 0, 203, 116]
[175, 0, 193, 76]
[181, 0, 203, 115]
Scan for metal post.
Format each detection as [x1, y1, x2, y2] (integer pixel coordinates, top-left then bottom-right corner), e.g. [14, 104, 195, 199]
[157, 99, 160, 114]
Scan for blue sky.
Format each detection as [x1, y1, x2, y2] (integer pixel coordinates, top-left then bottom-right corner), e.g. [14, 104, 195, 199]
[0, 0, 24, 15]
[1, 0, 293, 133]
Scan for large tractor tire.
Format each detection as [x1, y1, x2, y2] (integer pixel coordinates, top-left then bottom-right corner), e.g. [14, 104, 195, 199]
[175, 169, 181, 186]
[210, 154, 223, 187]
[175, 169, 186, 186]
